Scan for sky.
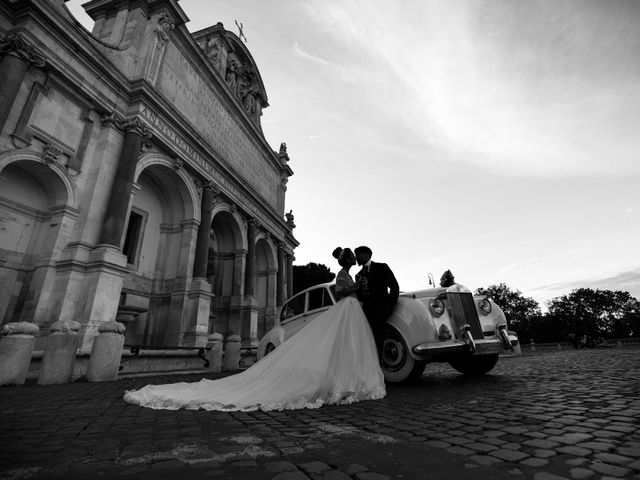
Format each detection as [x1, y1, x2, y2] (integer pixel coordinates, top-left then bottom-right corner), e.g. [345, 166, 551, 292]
[66, 0, 640, 309]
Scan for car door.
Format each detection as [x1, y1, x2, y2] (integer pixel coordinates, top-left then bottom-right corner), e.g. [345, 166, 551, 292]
[279, 291, 307, 340]
[302, 286, 335, 326]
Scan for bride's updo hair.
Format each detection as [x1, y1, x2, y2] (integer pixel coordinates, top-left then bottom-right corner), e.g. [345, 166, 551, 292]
[332, 247, 353, 267]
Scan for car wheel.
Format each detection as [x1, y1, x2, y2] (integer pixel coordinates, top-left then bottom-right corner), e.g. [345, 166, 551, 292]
[448, 353, 499, 376]
[381, 327, 426, 384]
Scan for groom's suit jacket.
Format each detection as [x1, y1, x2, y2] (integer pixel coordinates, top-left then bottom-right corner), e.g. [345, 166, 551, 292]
[356, 261, 400, 311]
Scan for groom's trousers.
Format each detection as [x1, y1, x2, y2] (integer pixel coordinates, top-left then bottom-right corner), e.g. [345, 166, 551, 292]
[361, 303, 392, 360]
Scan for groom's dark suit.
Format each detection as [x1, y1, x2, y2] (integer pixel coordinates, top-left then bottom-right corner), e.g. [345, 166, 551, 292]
[356, 261, 400, 358]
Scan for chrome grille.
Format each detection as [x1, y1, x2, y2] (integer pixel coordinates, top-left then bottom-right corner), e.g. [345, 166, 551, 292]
[446, 292, 483, 339]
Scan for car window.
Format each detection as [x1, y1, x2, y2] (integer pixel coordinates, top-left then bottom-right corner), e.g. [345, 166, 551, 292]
[322, 288, 335, 307]
[308, 288, 323, 311]
[308, 287, 335, 311]
[280, 293, 305, 321]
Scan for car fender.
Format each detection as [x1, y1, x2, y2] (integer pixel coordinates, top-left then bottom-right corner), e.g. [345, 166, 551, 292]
[256, 326, 285, 360]
[387, 297, 438, 361]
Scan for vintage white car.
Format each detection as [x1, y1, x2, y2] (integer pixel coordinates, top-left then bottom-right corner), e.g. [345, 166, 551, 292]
[256, 282, 519, 383]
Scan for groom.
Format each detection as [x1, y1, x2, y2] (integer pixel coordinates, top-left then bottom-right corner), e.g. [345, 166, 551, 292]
[354, 246, 400, 360]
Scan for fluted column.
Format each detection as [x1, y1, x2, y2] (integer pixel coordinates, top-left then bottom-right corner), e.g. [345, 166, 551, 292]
[193, 183, 215, 278]
[276, 243, 285, 305]
[98, 117, 150, 248]
[0, 33, 46, 132]
[244, 218, 256, 296]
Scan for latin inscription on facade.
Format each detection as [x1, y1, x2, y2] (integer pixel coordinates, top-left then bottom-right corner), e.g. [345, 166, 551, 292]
[140, 105, 281, 237]
[158, 44, 279, 207]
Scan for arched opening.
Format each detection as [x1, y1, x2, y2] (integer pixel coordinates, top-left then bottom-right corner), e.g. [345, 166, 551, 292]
[208, 210, 241, 335]
[0, 160, 70, 325]
[121, 163, 195, 346]
[255, 238, 276, 338]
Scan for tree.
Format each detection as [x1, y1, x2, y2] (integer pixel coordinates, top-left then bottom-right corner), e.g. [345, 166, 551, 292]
[475, 283, 541, 343]
[546, 288, 640, 340]
[292, 263, 335, 294]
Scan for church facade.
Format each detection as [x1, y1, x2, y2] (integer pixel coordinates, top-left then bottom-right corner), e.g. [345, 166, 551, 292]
[0, 0, 297, 351]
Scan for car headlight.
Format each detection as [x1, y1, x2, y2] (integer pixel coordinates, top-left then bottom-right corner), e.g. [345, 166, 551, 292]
[479, 298, 492, 315]
[429, 297, 445, 317]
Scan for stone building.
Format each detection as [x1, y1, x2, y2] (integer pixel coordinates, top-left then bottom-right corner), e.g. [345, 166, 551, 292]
[0, 0, 297, 352]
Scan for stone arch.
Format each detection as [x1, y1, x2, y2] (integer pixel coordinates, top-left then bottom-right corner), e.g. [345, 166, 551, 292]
[120, 157, 199, 346]
[208, 205, 244, 335]
[0, 150, 78, 326]
[255, 235, 277, 338]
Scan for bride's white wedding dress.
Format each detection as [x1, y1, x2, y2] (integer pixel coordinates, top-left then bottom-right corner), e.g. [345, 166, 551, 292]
[123, 270, 385, 411]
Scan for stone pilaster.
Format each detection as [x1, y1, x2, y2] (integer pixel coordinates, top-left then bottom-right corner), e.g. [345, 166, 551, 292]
[244, 218, 256, 297]
[286, 253, 294, 299]
[193, 183, 216, 278]
[0, 33, 46, 132]
[277, 243, 285, 305]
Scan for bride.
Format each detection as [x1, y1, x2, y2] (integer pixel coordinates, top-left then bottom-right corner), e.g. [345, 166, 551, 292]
[123, 247, 386, 411]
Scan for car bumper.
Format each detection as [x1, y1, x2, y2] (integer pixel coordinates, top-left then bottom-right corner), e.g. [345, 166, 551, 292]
[412, 337, 518, 359]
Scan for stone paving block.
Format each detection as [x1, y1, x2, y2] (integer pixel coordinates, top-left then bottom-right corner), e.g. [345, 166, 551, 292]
[627, 459, 640, 470]
[589, 461, 631, 477]
[321, 470, 352, 480]
[523, 439, 560, 449]
[575, 441, 615, 452]
[557, 446, 592, 456]
[273, 472, 312, 480]
[424, 440, 450, 448]
[465, 442, 498, 453]
[300, 461, 331, 473]
[489, 449, 530, 462]
[532, 471, 569, 480]
[568, 467, 595, 479]
[354, 473, 390, 480]
[534, 449, 557, 458]
[604, 424, 637, 433]
[447, 446, 475, 456]
[470, 454, 503, 465]
[445, 436, 473, 445]
[345, 465, 368, 475]
[520, 458, 549, 467]
[547, 433, 593, 445]
[593, 452, 634, 465]
[566, 458, 590, 467]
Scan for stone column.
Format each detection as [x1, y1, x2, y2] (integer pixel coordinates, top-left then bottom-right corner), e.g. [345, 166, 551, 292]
[38, 320, 81, 385]
[276, 243, 285, 305]
[286, 254, 294, 300]
[86, 321, 126, 382]
[0, 322, 39, 386]
[244, 218, 256, 297]
[193, 183, 216, 278]
[99, 117, 150, 248]
[0, 33, 46, 132]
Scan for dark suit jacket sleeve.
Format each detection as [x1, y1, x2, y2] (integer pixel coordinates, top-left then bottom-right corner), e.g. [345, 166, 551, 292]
[382, 263, 400, 307]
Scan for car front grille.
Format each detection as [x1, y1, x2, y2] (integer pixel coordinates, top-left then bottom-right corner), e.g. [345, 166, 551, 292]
[446, 291, 483, 339]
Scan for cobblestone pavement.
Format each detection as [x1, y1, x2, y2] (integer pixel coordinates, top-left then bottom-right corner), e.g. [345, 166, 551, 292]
[1, 349, 639, 480]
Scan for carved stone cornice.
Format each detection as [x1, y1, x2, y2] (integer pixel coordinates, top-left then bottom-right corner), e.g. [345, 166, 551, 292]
[0, 33, 46, 68]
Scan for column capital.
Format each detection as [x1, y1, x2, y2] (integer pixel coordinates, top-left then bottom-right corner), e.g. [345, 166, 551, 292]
[100, 112, 152, 139]
[0, 32, 46, 68]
